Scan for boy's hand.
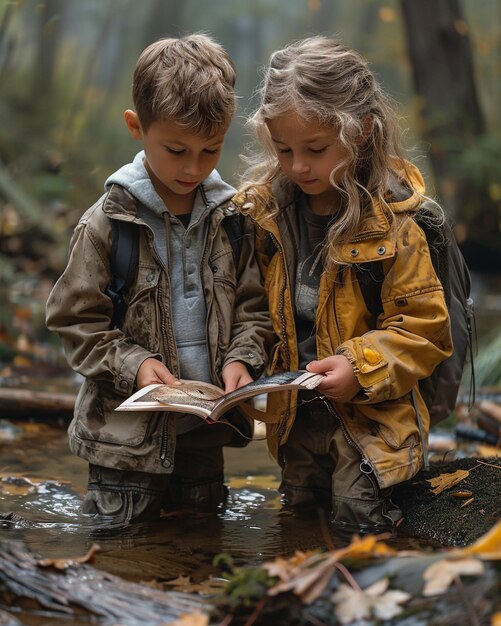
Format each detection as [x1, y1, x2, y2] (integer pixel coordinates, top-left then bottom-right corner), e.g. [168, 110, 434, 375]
[306, 355, 361, 402]
[222, 361, 253, 393]
[136, 358, 178, 389]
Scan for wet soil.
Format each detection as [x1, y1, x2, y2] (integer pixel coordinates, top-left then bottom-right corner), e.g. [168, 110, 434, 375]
[394, 455, 501, 546]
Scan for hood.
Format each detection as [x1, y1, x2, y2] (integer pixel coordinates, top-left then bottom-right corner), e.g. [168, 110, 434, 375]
[105, 151, 236, 217]
[385, 160, 426, 213]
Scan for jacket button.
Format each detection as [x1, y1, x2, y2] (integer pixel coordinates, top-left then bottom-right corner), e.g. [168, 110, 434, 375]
[119, 380, 128, 390]
[377, 246, 386, 255]
[146, 272, 154, 282]
[350, 248, 359, 257]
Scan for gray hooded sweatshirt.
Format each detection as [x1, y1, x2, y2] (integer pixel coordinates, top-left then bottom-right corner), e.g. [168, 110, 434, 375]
[106, 151, 236, 433]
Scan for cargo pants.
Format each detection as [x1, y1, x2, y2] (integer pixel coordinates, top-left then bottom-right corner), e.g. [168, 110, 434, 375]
[279, 396, 402, 535]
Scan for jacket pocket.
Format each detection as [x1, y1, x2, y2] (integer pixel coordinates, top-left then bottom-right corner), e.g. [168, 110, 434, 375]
[359, 397, 420, 450]
[122, 263, 161, 352]
[72, 381, 154, 447]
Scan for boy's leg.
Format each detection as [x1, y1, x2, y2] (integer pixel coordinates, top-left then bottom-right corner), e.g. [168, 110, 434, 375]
[164, 422, 235, 511]
[329, 427, 402, 535]
[81, 464, 167, 526]
[278, 400, 335, 511]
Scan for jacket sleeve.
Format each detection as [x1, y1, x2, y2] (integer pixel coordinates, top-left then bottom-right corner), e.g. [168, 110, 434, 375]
[336, 217, 453, 403]
[45, 204, 158, 397]
[222, 216, 275, 377]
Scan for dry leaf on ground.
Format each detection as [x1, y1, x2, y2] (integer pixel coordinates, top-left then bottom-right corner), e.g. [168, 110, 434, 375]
[37, 543, 100, 569]
[462, 519, 501, 559]
[426, 469, 470, 495]
[170, 612, 209, 626]
[331, 578, 411, 624]
[422, 556, 484, 596]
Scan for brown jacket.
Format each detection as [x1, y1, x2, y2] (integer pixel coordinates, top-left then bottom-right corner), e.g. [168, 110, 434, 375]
[46, 184, 273, 473]
[233, 163, 452, 488]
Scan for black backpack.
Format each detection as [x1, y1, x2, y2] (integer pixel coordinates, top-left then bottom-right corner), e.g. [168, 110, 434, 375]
[355, 204, 475, 427]
[106, 213, 244, 329]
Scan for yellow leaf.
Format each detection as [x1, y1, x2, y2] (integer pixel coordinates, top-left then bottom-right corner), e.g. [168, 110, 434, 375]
[422, 556, 484, 596]
[491, 612, 501, 626]
[426, 469, 470, 495]
[462, 519, 501, 559]
[170, 612, 209, 626]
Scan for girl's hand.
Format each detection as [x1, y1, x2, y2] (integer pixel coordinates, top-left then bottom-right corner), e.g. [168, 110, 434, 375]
[222, 361, 253, 393]
[136, 358, 178, 388]
[306, 355, 361, 402]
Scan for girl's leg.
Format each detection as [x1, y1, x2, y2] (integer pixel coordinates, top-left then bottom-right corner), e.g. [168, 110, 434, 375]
[329, 427, 402, 535]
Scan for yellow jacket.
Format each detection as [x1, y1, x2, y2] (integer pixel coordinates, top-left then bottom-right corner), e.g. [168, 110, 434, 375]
[233, 163, 452, 489]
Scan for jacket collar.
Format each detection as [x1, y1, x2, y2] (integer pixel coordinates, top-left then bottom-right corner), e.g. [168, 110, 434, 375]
[237, 160, 425, 264]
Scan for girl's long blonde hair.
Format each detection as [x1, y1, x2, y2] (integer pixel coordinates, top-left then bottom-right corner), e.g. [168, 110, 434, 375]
[243, 36, 424, 265]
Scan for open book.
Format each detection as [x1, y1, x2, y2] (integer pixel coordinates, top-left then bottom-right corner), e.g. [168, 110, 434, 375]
[115, 370, 325, 423]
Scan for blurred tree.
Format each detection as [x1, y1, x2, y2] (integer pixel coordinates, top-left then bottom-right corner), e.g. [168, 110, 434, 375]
[401, 0, 501, 273]
[32, 0, 64, 108]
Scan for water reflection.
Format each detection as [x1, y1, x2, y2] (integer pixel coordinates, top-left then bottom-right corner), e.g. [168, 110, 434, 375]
[0, 419, 334, 588]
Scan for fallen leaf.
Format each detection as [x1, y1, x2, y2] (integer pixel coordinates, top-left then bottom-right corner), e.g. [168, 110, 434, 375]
[38, 543, 100, 569]
[426, 469, 470, 495]
[163, 575, 226, 595]
[462, 519, 501, 559]
[264, 535, 397, 605]
[331, 578, 411, 624]
[422, 556, 484, 596]
[263, 550, 318, 580]
[170, 612, 209, 626]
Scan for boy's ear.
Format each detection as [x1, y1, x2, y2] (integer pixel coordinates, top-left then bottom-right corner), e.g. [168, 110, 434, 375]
[124, 109, 142, 140]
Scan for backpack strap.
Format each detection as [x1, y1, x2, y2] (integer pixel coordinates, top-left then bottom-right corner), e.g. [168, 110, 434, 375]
[106, 219, 139, 329]
[222, 213, 245, 264]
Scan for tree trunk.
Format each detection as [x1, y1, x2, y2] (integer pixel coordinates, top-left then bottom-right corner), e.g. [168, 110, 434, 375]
[31, 0, 64, 104]
[400, 0, 501, 273]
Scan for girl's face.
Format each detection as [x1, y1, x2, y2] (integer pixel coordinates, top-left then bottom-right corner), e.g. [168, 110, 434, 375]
[266, 111, 348, 214]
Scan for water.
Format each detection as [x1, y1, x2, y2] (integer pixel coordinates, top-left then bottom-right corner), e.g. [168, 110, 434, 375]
[0, 419, 332, 589]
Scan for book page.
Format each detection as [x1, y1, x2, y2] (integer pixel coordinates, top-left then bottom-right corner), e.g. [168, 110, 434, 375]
[209, 370, 325, 422]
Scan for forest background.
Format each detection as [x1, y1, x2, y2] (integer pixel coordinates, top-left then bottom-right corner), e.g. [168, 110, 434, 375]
[0, 0, 500, 390]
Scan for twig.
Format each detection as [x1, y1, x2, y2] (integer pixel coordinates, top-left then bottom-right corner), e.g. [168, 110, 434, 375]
[242, 597, 267, 626]
[454, 574, 480, 626]
[333, 562, 362, 592]
[475, 459, 501, 470]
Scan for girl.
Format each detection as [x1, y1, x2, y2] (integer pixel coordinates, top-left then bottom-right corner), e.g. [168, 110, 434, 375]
[233, 36, 452, 536]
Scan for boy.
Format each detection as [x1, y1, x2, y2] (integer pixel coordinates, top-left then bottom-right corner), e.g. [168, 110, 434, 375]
[46, 34, 272, 525]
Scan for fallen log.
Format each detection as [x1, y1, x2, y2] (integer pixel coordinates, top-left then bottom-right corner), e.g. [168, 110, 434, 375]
[0, 388, 75, 417]
[0, 540, 210, 624]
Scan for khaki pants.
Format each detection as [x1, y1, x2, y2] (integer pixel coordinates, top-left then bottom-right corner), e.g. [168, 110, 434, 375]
[81, 422, 235, 525]
[279, 398, 402, 534]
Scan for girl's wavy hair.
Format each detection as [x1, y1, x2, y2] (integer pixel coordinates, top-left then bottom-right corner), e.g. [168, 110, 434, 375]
[243, 36, 433, 266]
[133, 33, 236, 136]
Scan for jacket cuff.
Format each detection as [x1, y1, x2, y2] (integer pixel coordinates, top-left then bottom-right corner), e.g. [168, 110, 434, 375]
[336, 338, 390, 403]
[117, 347, 162, 396]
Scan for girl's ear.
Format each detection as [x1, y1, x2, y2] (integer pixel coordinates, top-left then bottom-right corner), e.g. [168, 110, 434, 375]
[124, 109, 142, 140]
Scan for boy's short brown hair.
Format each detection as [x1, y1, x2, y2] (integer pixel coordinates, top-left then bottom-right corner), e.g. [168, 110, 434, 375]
[132, 33, 236, 136]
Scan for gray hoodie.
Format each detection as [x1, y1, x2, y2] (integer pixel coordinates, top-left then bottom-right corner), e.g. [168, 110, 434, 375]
[106, 151, 236, 433]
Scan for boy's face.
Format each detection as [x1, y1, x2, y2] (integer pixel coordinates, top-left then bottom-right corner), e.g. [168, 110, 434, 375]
[125, 111, 227, 210]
